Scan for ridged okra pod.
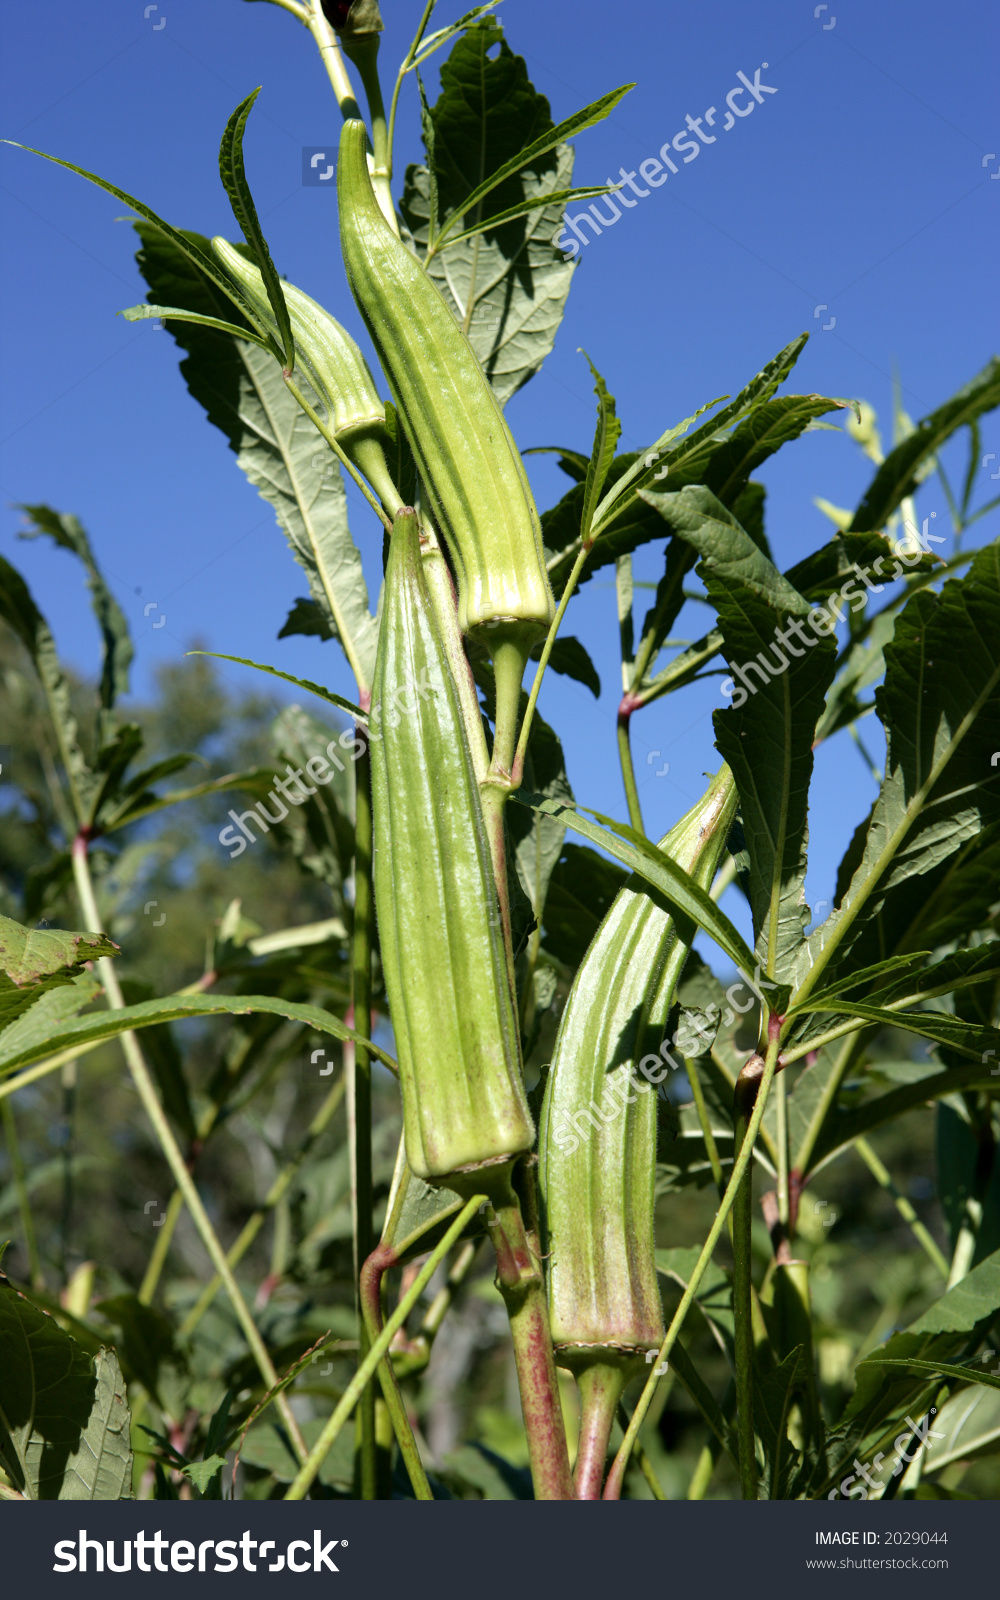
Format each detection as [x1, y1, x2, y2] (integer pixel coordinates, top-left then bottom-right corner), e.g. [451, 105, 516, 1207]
[211, 235, 400, 510]
[336, 120, 555, 655]
[370, 508, 534, 1187]
[538, 766, 737, 1494]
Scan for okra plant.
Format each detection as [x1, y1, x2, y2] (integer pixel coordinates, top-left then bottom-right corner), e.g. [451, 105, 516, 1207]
[1, 0, 999, 1504]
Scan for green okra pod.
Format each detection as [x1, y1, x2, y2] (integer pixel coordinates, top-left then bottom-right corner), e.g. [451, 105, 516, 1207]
[336, 119, 555, 653]
[211, 235, 400, 510]
[370, 508, 534, 1187]
[538, 766, 737, 1493]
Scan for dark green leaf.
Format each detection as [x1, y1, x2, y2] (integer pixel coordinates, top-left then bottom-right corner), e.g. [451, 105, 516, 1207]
[0, 555, 96, 821]
[529, 636, 600, 698]
[0, 1274, 132, 1499]
[0, 991, 396, 1082]
[850, 358, 1000, 534]
[400, 19, 588, 404]
[132, 224, 378, 690]
[217, 88, 294, 367]
[510, 793, 763, 988]
[796, 543, 1000, 998]
[279, 597, 334, 643]
[643, 488, 836, 980]
[96, 1294, 182, 1407]
[539, 844, 628, 971]
[187, 651, 365, 720]
[17, 505, 133, 733]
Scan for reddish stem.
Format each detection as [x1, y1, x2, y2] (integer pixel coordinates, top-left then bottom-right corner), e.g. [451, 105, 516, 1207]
[574, 1362, 628, 1499]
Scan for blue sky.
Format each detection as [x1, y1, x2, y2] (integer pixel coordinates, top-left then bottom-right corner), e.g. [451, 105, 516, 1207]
[1, 0, 998, 945]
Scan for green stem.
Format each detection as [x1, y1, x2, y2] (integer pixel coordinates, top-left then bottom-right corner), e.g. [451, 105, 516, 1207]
[70, 833, 309, 1468]
[139, 1187, 185, 1306]
[178, 1073, 346, 1336]
[604, 1021, 783, 1499]
[392, 1237, 480, 1377]
[615, 1403, 667, 1500]
[687, 1437, 721, 1499]
[854, 1136, 950, 1278]
[57, 1060, 76, 1282]
[386, 1, 436, 181]
[775, 1070, 789, 1226]
[284, 1193, 486, 1500]
[1, 1098, 43, 1288]
[284, 376, 393, 534]
[732, 1051, 767, 1501]
[342, 33, 396, 232]
[488, 1177, 574, 1500]
[686, 1055, 725, 1198]
[306, 0, 362, 117]
[574, 1362, 628, 1498]
[513, 545, 590, 784]
[351, 731, 377, 1499]
[359, 1241, 433, 1499]
[791, 1029, 869, 1176]
[616, 706, 645, 836]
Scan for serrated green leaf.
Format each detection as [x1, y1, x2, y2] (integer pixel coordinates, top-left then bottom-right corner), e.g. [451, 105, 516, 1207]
[2, 137, 269, 348]
[642, 488, 836, 980]
[0, 991, 395, 1082]
[17, 504, 133, 736]
[0, 914, 116, 990]
[188, 651, 366, 720]
[180, 1455, 228, 1493]
[510, 793, 761, 988]
[543, 356, 842, 598]
[579, 351, 621, 545]
[801, 997, 999, 1062]
[132, 224, 379, 691]
[0, 1275, 132, 1499]
[850, 358, 1000, 534]
[400, 20, 587, 404]
[218, 88, 293, 366]
[796, 543, 1000, 1000]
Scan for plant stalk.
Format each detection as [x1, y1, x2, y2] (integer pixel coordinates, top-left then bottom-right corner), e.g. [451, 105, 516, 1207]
[306, 0, 362, 117]
[488, 1176, 575, 1500]
[284, 1193, 486, 1500]
[616, 703, 645, 836]
[853, 1135, 950, 1278]
[359, 1241, 433, 1499]
[574, 1362, 628, 1499]
[70, 832, 308, 1467]
[351, 729, 377, 1499]
[603, 1019, 783, 1499]
[138, 1187, 185, 1306]
[179, 1073, 346, 1334]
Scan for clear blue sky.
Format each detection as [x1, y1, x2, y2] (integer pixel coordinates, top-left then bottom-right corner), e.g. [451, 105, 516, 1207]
[2, 0, 998, 944]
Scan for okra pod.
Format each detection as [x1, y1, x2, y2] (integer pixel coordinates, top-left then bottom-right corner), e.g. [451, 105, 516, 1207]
[337, 120, 555, 654]
[539, 767, 737, 1493]
[370, 508, 534, 1187]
